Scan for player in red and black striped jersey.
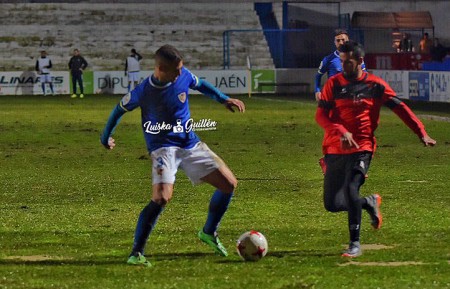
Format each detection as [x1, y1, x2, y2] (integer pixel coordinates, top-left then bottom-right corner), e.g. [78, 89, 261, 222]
[315, 41, 436, 258]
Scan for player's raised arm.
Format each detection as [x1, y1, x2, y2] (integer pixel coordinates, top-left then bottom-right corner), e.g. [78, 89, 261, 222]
[381, 82, 436, 147]
[194, 79, 245, 113]
[385, 98, 436, 146]
[100, 104, 127, 149]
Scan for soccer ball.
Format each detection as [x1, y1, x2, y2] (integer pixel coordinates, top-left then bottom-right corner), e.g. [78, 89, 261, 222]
[236, 230, 268, 261]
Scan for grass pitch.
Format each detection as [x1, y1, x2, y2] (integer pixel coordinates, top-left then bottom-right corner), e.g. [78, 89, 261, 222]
[0, 94, 449, 289]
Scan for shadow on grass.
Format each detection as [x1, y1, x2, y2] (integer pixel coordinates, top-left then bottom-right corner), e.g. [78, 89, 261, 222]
[216, 249, 336, 264]
[269, 249, 336, 258]
[0, 252, 215, 266]
[238, 177, 282, 181]
[0, 259, 123, 266]
[0, 250, 336, 266]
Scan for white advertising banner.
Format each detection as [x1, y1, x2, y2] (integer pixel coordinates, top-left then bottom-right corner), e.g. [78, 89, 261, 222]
[372, 70, 409, 100]
[93, 70, 249, 95]
[94, 71, 144, 95]
[0, 71, 70, 95]
[191, 70, 248, 94]
[372, 69, 450, 103]
[429, 71, 450, 103]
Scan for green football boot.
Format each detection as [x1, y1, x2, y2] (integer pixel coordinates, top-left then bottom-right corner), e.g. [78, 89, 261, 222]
[127, 252, 152, 267]
[198, 230, 228, 257]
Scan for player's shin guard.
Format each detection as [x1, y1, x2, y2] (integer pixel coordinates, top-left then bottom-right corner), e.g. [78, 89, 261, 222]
[349, 223, 361, 243]
[348, 200, 362, 242]
[131, 200, 163, 255]
[203, 190, 233, 235]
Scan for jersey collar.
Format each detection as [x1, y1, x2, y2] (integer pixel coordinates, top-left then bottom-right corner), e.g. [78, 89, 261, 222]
[149, 75, 172, 89]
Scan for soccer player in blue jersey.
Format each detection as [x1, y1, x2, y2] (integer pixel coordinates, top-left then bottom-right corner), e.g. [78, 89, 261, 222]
[100, 44, 245, 267]
[314, 29, 349, 102]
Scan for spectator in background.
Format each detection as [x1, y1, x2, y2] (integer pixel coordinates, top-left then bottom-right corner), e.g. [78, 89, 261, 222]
[399, 33, 414, 52]
[419, 33, 432, 54]
[35, 50, 55, 95]
[125, 48, 143, 92]
[68, 48, 88, 98]
[430, 38, 447, 62]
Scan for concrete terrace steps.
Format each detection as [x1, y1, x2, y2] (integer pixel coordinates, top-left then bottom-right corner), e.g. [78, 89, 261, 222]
[0, 3, 274, 71]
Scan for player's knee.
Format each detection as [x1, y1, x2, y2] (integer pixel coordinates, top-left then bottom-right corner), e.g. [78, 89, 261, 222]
[153, 196, 172, 207]
[222, 177, 237, 194]
[324, 199, 339, 212]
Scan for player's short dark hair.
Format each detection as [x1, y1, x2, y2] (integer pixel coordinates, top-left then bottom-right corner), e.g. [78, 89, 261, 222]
[340, 40, 365, 59]
[335, 29, 348, 37]
[155, 45, 183, 65]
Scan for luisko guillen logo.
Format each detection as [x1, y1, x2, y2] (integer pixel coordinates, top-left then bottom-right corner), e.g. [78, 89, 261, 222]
[143, 119, 217, 135]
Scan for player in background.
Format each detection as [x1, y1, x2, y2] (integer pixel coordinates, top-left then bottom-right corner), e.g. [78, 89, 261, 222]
[35, 50, 55, 95]
[125, 48, 143, 92]
[68, 48, 88, 98]
[314, 29, 367, 101]
[314, 29, 349, 102]
[315, 41, 436, 258]
[100, 44, 245, 267]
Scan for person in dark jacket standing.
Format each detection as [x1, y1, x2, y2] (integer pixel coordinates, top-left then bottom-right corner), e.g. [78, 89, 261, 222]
[68, 48, 88, 98]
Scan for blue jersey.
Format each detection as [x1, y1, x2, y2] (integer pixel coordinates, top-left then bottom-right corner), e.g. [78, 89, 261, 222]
[318, 50, 342, 78]
[120, 67, 201, 152]
[315, 50, 367, 92]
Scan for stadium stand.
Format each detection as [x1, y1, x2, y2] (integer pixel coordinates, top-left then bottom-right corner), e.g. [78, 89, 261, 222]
[0, 3, 274, 71]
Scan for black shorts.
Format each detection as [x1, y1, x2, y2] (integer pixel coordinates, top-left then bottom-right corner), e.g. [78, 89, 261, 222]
[323, 152, 372, 212]
[325, 152, 372, 176]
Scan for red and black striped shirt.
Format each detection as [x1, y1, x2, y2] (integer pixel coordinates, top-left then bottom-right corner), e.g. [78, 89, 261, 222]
[316, 71, 426, 154]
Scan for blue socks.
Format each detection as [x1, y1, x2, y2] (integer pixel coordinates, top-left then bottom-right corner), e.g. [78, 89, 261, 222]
[203, 190, 233, 235]
[131, 189, 232, 255]
[132, 200, 163, 255]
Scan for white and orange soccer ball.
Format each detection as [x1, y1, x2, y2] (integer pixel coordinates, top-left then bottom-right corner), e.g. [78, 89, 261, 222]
[236, 230, 268, 261]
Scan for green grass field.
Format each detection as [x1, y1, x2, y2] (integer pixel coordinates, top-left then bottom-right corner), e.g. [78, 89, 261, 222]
[1, 94, 449, 289]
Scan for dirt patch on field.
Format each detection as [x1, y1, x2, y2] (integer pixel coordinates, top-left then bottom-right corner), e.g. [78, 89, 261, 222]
[4, 255, 69, 261]
[361, 244, 395, 250]
[341, 244, 395, 251]
[417, 114, 450, 123]
[339, 261, 428, 267]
